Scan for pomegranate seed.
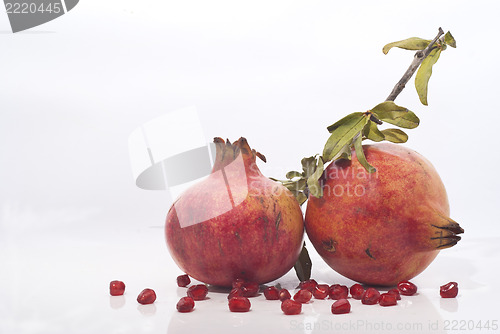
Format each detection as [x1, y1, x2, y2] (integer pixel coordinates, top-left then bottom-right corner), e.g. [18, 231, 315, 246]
[388, 288, 401, 300]
[232, 278, 245, 289]
[228, 296, 251, 312]
[379, 293, 397, 306]
[281, 299, 302, 315]
[176, 296, 195, 312]
[241, 281, 259, 297]
[109, 280, 125, 296]
[331, 299, 351, 314]
[187, 284, 209, 301]
[299, 279, 318, 292]
[440, 282, 458, 298]
[313, 284, 329, 299]
[176, 274, 190, 287]
[293, 289, 313, 303]
[137, 288, 156, 304]
[361, 287, 380, 305]
[263, 286, 280, 300]
[398, 280, 417, 296]
[349, 284, 364, 300]
[329, 284, 348, 300]
[278, 289, 291, 301]
[227, 287, 244, 300]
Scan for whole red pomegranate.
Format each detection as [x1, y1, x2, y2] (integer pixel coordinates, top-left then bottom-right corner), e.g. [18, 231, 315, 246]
[165, 137, 304, 287]
[305, 143, 463, 286]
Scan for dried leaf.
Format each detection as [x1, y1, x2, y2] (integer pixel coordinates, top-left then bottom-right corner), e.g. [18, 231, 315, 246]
[306, 156, 324, 198]
[363, 120, 385, 142]
[327, 112, 364, 133]
[286, 171, 303, 179]
[353, 135, 376, 173]
[371, 101, 420, 129]
[380, 128, 408, 143]
[301, 156, 318, 178]
[294, 243, 312, 281]
[323, 114, 368, 161]
[444, 31, 456, 48]
[415, 48, 442, 105]
[383, 37, 431, 54]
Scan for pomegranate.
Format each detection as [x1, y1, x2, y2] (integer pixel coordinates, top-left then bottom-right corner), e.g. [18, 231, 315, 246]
[305, 143, 464, 286]
[331, 299, 350, 314]
[137, 288, 156, 305]
[263, 286, 280, 300]
[281, 299, 302, 315]
[440, 282, 458, 298]
[166, 137, 304, 287]
[176, 297, 195, 312]
[228, 296, 251, 312]
[109, 280, 125, 296]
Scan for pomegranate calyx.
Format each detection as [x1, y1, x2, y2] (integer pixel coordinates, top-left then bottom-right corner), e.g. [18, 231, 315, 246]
[212, 137, 266, 172]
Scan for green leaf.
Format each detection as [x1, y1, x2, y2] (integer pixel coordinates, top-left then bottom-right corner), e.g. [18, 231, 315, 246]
[353, 135, 376, 173]
[415, 48, 442, 105]
[380, 128, 409, 143]
[294, 243, 312, 281]
[383, 37, 431, 54]
[323, 114, 368, 161]
[335, 144, 352, 161]
[289, 190, 308, 206]
[444, 31, 456, 48]
[306, 156, 324, 198]
[363, 120, 385, 142]
[371, 101, 420, 129]
[327, 112, 364, 133]
[301, 156, 318, 178]
[286, 171, 303, 179]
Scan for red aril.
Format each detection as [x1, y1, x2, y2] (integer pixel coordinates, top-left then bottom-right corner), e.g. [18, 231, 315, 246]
[293, 289, 312, 303]
[137, 288, 156, 305]
[349, 284, 364, 300]
[228, 296, 251, 312]
[187, 284, 209, 301]
[299, 279, 318, 292]
[279, 289, 291, 301]
[241, 281, 259, 297]
[177, 274, 190, 287]
[228, 288, 244, 300]
[440, 282, 458, 298]
[331, 299, 350, 314]
[109, 280, 125, 296]
[329, 284, 348, 300]
[176, 297, 195, 312]
[361, 288, 380, 305]
[388, 288, 401, 300]
[379, 293, 397, 306]
[313, 284, 329, 299]
[263, 286, 280, 300]
[398, 280, 417, 296]
[281, 299, 302, 315]
[232, 278, 245, 289]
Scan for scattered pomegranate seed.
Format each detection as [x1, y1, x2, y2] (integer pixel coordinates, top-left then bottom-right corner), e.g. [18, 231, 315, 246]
[299, 279, 318, 292]
[331, 299, 351, 314]
[241, 281, 259, 297]
[379, 293, 397, 306]
[187, 284, 209, 301]
[313, 284, 329, 299]
[176, 274, 190, 287]
[137, 288, 156, 305]
[232, 278, 246, 289]
[329, 284, 348, 300]
[281, 299, 302, 315]
[228, 296, 251, 312]
[176, 296, 195, 312]
[293, 289, 313, 303]
[398, 280, 417, 296]
[109, 280, 125, 296]
[361, 287, 380, 305]
[440, 282, 458, 298]
[388, 288, 401, 300]
[279, 289, 291, 301]
[228, 287, 244, 300]
[349, 284, 364, 300]
[263, 286, 280, 300]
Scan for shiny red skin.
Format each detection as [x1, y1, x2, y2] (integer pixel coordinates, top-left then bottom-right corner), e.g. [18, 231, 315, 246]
[379, 293, 397, 306]
[361, 287, 380, 305]
[293, 289, 312, 303]
[388, 288, 401, 300]
[329, 284, 348, 300]
[349, 284, 364, 300]
[109, 280, 125, 296]
[176, 297, 195, 312]
[299, 279, 318, 292]
[281, 299, 302, 315]
[166, 138, 304, 287]
[331, 299, 351, 314]
[241, 281, 259, 297]
[313, 284, 330, 299]
[228, 296, 251, 312]
[398, 280, 417, 296]
[305, 144, 461, 286]
[278, 289, 291, 301]
[176, 274, 191, 287]
[232, 278, 246, 289]
[227, 288, 244, 300]
[263, 286, 280, 300]
[187, 284, 209, 300]
[137, 288, 156, 305]
[440, 282, 458, 298]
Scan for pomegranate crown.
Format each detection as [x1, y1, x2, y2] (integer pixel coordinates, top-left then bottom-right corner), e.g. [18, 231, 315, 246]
[212, 137, 266, 171]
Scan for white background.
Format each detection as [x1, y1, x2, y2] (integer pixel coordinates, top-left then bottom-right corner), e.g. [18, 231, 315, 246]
[1, 1, 499, 333]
